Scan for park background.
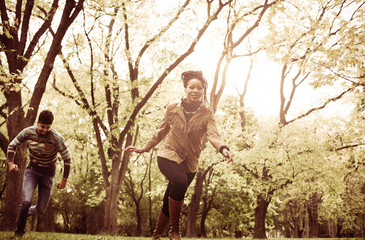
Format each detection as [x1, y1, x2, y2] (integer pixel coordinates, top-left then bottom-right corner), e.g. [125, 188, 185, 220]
[0, 0, 364, 239]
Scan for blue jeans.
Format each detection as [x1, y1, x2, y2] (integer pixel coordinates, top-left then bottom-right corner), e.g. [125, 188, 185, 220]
[15, 165, 55, 234]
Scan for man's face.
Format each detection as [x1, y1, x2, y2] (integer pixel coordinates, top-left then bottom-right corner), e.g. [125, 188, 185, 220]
[37, 122, 52, 136]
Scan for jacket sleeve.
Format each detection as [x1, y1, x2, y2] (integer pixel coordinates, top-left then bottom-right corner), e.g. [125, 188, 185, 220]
[7, 128, 28, 163]
[141, 107, 171, 152]
[205, 110, 228, 151]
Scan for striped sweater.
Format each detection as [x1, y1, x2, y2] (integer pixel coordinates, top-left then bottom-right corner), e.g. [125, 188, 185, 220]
[7, 126, 71, 178]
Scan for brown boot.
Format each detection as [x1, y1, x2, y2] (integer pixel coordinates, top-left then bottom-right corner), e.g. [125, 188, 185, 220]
[152, 210, 169, 240]
[168, 197, 183, 240]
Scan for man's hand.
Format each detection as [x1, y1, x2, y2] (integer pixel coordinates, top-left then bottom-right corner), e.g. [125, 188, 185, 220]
[8, 162, 19, 172]
[56, 178, 68, 189]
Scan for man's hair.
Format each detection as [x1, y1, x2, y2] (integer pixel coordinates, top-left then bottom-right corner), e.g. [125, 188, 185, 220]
[38, 110, 54, 124]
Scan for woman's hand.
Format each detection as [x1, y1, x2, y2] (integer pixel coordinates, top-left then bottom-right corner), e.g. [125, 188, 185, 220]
[125, 145, 145, 154]
[222, 148, 234, 164]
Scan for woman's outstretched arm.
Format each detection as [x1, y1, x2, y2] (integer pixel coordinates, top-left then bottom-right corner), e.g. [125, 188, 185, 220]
[124, 145, 145, 153]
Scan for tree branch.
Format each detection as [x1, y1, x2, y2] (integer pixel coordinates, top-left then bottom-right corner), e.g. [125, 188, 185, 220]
[57, 51, 109, 137]
[284, 71, 311, 115]
[285, 86, 355, 125]
[231, 0, 277, 49]
[211, 0, 276, 112]
[52, 75, 82, 105]
[239, 163, 259, 179]
[117, 0, 232, 147]
[26, 0, 85, 126]
[23, 1, 59, 69]
[103, 6, 119, 126]
[335, 143, 365, 151]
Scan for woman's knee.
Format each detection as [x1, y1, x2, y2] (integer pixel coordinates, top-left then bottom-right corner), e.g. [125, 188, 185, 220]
[171, 177, 188, 190]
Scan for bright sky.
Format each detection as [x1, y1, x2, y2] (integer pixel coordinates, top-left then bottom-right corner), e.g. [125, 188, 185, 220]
[191, 49, 354, 120]
[225, 57, 282, 117]
[178, 0, 358, 120]
[191, 47, 282, 117]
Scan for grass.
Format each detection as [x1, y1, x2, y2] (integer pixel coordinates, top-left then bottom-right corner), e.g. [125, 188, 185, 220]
[0, 232, 363, 240]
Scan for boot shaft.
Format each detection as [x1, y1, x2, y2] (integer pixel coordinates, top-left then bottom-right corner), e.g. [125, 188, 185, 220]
[152, 210, 169, 239]
[168, 197, 183, 240]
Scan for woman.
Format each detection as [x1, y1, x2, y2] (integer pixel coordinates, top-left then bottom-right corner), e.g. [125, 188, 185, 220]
[125, 70, 233, 240]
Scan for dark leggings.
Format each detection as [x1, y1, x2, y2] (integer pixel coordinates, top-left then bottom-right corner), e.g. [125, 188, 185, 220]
[157, 156, 196, 217]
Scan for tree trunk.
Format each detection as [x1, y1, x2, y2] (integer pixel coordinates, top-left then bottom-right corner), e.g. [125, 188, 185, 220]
[0, 0, 84, 230]
[148, 158, 153, 235]
[103, 172, 120, 235]
[283, 209, 291, 237]
[98, 133, 131, 234]
[307, 193, 320, 237]
[336, 222, 343, 237]
[284, 222, 291, 237]
[328, 220, 338, 238]
[1, 148, 27, 231]
[79, 209, 87, 234]
[253, 194, 271, 238]
[86, 201, 105, 234]
[135, 201, 142, 236]
[1, 102, 32, 231]
[0, 90, 27, 231]
[200, 207, 208, 237]
[185, 170, 204, 237]
[293, 220, 301, 238]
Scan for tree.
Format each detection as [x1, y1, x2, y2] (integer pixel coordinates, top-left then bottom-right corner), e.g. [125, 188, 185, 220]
[0, 0, 84, 230]
[52, 0, 234, 234]
[185, 0, 279, 237]
[275, 0, 363, 236]
[271, 112, 364, 237]
[233, 0, 365, 237]
[123, 156, 149, 236]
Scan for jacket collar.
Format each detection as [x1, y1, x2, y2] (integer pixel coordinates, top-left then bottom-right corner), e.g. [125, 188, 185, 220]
[175, 101, 186, 124]
[171, 101, 207, 124]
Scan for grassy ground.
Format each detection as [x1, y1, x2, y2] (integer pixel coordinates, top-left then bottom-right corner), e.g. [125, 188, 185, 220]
[0, 232, 363, 240]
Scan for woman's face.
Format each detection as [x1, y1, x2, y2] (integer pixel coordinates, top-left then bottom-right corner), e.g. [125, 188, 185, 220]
[185, 78, 204, 104]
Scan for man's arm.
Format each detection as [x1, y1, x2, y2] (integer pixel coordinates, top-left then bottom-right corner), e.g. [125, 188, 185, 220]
[7, 129, 28, 172]
[7, 148, 18, 171]
[57, 139, 71, 189]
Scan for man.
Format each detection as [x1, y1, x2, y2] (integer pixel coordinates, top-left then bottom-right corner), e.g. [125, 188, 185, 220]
[7, 110, 71, 236]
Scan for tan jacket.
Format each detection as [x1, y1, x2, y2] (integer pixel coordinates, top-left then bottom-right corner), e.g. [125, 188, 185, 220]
[142, 101, 227, 173]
